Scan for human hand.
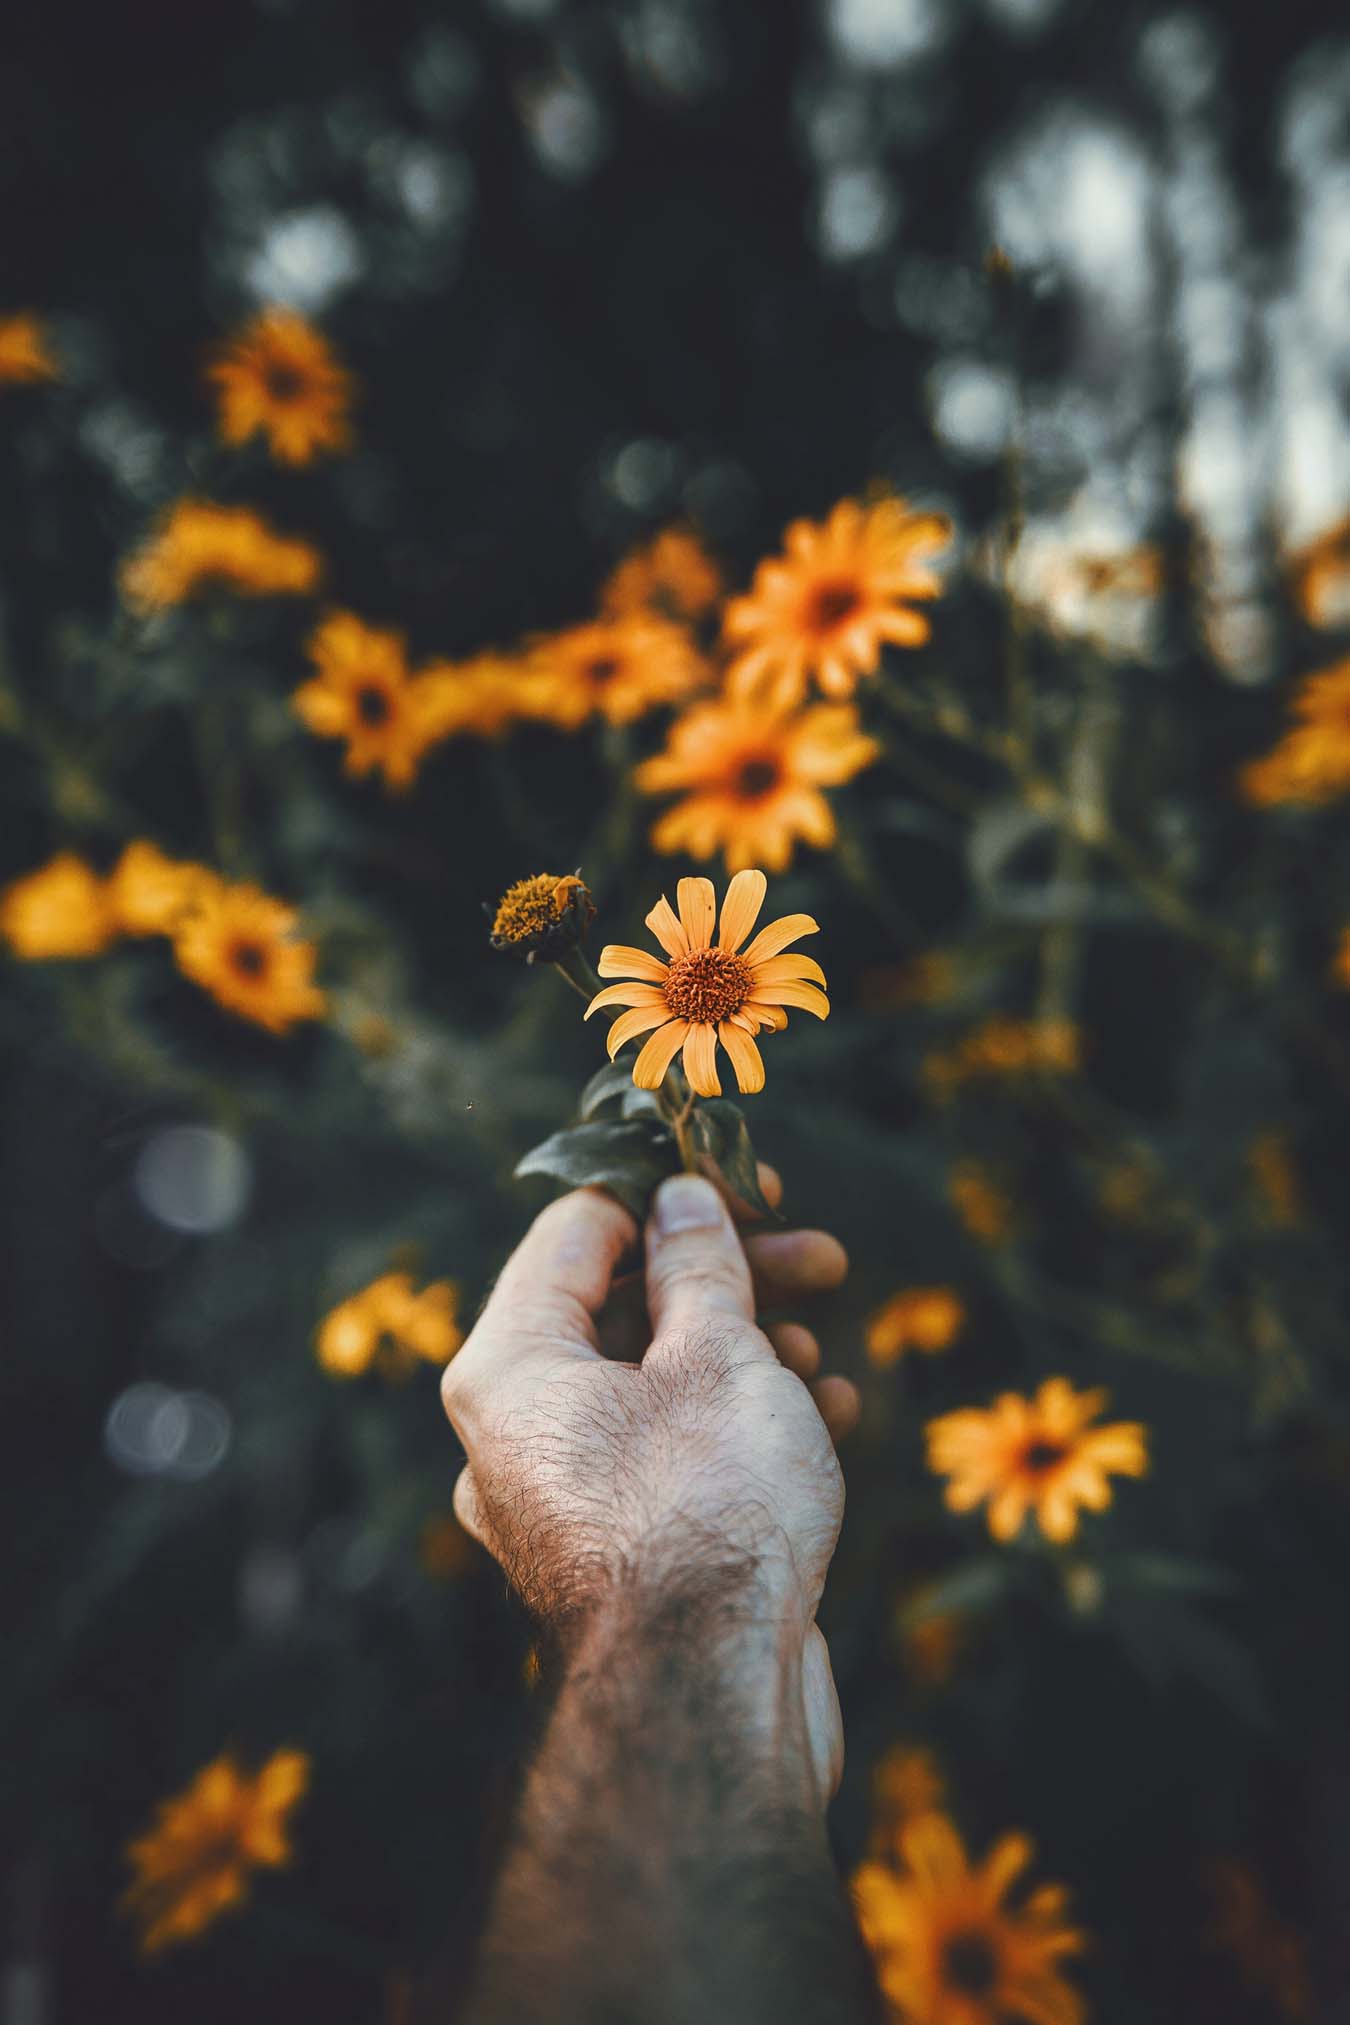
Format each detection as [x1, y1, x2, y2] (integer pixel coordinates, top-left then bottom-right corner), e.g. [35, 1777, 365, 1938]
[441, 1172, 856, 1795]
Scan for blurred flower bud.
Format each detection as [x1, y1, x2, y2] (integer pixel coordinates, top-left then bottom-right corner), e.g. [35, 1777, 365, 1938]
[488, 871, 595, 963]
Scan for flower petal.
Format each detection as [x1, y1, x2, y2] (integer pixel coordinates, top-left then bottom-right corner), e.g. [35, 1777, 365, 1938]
[585, 981, 666, 1018]
[607, 1003, 674, 1058]
[745, 980, 830, 1019]
[645, 894, 688, 958]
[742, 911, 819, 964]
[717, 868, 767, 952]
[718, 1020, 765, 1094]
[633, 1019, 689, 1088]
[748, 952, 828, 988]
[682, 1020, 721, 1096]
[677, 875, 717, 950]
[597, 944, 670, 982]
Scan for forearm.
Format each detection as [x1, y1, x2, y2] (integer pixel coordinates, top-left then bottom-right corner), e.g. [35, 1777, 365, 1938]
[462, 1582, 882, 2025]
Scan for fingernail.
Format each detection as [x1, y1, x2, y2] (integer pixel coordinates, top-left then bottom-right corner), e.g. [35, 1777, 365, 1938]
[652, 1174, 723, 1233]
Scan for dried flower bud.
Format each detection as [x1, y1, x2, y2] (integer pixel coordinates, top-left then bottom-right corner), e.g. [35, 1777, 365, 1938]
[489, 872, 595, 962]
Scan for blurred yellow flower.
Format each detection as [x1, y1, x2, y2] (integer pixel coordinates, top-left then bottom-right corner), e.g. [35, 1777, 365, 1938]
[866, 1288, 966, 1368]
[415, 654, 539, 743]
[949, 1164, 1015, 1245]
[1239, 661, 1350, 806]
[852, 1811, 1086, 2025]
[419, 1512, 478, 1581]
[121, 500, 323, 613]
[924, 1018, 1081, 1094]
[0, 853, 114, 958]
[316, 1271, 463, 1380]
[724, 493, 950, 709]
[869, 1745, 946, 1852]
[927, 1377, 1148, 1544]
[586, 870, 826, 1098]
[897, 1596, 964, 1688]
[207, 307, 353, 465]
[525, 612, 708, 728]
[122, 1750, 310, 1956]
[107, 841, 214, 938]
[1331, 926, 1350, 990]
[635, 694, 879, 873]
[858, 951, 959, 1013]
[293, 612, 429, 791]
[0, 312, 58, 384]
[1247, 1131, 1303, 1229]
[490, 872, 595, 961]
[173, 881, 326, 1033]
[1289, 516, 1350, 631]
[601, 525, 723, 623]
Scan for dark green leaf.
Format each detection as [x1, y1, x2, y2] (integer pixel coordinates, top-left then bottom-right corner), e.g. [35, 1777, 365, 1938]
[515, 1119, 679, 1219]
[577, 1062, 637, 1120]
[900, 1556, 1015, 1625]
[688, 1098, 782, 1222]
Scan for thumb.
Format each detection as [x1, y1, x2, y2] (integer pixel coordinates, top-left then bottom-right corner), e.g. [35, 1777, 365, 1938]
[644, 1174, 757, 1341]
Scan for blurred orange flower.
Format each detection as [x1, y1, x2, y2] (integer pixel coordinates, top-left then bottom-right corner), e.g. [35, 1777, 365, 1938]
[1239, 661, 1350, 806]
[869, 1745, 946, 1852]
[601, 525, 723, 623]
[207, 307, 353, 465]
[317, 1271, 463, 1379]
[1331, 927, 1350, 990]
[949, 1164, 1015, 1245]
[121, 500, 323, 612]
[635, 694, 879, 873]
[1247, 1131, 1303, 1229]
[1289, 516, 1350, 631]
[293, 612, 428, 791]
[122, 1750, 310, 1956]
[107, 841, 214, 938]
[0, 312, 58, 384]
[724, 493, 950, 708]
[586, 870, 826, 1097]
[415, 654, 539, 743]
[867, 1288, 965, 1368]
[0, 853, 114, 958]
[853, 1811, 1086, 2025]
[525, 612, 709, 728]
[927, 1377, 1148, 1544]
[924, 1017, 1081, 1094]
[173, 881, 326, 1033]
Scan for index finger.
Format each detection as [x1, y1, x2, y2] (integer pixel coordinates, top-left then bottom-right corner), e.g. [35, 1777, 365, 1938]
[477, 1187, 638, 1351]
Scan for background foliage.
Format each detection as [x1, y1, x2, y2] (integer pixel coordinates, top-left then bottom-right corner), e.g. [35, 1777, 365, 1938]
[5, 0, 1350, 2019]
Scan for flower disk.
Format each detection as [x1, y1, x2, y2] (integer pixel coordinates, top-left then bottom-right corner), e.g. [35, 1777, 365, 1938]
[207, 307, 353, 466]
[926, 1376, 1148, 1544]
[585, 869, 828, 1097]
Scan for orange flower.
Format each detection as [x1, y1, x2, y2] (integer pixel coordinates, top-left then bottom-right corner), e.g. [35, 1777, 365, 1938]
[869, 1745, 946, 1852]
[173, 881, 326, 1033]
[292, 611, 430, 790]
[853, 1811, 1086, 2025]
[525, 613, 709, 728]
[121, 500, 323, 612]
[122, 1750, 310, 1956]
[724, 494, 950, 708]
[316, 1271, 463, 1379]
[949, 1164, 1014, 1245]
[414, 654, 542, 743]
[1333, 927, 1350, 990]
[0, 853, 114, 958]
[927, 1377, 1148, 1544]
[924, 1018, 1081, 1094]
[106, 841, 214, 937]
[207, 307, 353, 465]
[601, 526, 723, 623]
[1239, 661, 1350, 806]
[1290, 516, 1350, 631]
[635, 694, 879, 873]
[0, 313, 58, 384]
[867, 1288, 965, 1368]
[585, 870, 827, 1097]
[490, 872, 595, 960]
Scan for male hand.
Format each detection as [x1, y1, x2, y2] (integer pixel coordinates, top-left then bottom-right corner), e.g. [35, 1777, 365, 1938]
[441, 1171, 856, 1799]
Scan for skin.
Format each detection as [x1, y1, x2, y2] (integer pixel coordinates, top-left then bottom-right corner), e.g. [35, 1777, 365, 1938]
[440, 1168, 880, 2024]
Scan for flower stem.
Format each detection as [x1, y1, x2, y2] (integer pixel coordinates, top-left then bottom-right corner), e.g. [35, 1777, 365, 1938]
[552, 947, 695, 1159]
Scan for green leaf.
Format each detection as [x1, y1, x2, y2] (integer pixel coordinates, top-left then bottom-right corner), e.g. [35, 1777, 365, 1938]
[688, 1098, 782, 1222]
[577, 1063, 637, 1119]
[900, 1556, 1014, 1626]
[515, 1119, 680, 1219]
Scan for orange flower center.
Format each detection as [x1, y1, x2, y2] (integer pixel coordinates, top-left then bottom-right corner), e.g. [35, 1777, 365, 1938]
[806, 577, 862, 634]
[230, 938, 268, 979]
[1022, 1437, 1069, 1474]
[355, 684, 391, 725]
[264, 363, 306, 403]
[942, 1930, 999, 1997]
[733, 755, 783, 801]
[662, 946, 752, 1024]
[587, 656, 620, 686]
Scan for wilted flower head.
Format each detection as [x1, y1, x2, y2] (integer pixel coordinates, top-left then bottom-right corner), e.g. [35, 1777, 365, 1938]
[490, 872, 596, 962]
[586, 870, 827, 1097]
[122, 1750, 310, 1956]
[207, 306, 353, 466]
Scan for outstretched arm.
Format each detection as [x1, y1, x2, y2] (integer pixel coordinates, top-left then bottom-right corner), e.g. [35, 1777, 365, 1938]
[441, 1174, 881, 2025]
